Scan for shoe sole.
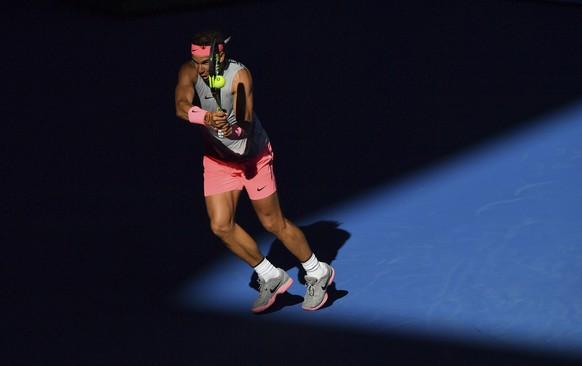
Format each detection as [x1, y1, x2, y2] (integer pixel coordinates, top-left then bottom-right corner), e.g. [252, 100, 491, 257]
[251, 277, 293, 313]
[302, 265, 335, 311]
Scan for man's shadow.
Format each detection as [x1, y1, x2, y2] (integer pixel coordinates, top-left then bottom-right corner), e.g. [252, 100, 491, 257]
[250, 220, 350, 313]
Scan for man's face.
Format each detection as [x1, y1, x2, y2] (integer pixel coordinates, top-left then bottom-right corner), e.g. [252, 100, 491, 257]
[191, 52, 225, 82]
[192, 55, 211, 81]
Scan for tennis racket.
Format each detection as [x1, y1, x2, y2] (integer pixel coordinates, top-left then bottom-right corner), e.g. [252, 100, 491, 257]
[208, 38, 224, 112]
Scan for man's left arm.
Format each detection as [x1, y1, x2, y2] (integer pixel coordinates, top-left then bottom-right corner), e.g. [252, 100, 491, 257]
[220, 67, 253, 138]
[233, 68, 254, 126]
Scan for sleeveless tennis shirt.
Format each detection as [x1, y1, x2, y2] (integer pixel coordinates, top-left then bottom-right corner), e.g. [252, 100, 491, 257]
[195, 59, 269, 162]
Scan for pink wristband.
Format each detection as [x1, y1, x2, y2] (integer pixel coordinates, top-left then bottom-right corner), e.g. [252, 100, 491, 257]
[188, 106, 209, 125]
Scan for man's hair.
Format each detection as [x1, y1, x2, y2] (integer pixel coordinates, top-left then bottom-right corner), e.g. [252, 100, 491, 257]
[192, 30, 226, 46]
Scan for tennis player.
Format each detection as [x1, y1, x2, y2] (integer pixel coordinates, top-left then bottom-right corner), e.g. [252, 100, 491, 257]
[174, 30, 334, 312]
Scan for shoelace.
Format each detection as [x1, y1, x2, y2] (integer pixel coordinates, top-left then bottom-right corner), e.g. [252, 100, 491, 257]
[305, 279, 316, 297]
[257, 278, 268, 293]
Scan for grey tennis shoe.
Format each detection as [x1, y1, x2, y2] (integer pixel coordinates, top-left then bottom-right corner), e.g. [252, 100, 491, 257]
[251, 269, 293, 313]
[302, 263, 335, 311]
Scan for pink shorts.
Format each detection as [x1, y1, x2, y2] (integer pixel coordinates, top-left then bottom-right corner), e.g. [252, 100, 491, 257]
[203, 144, 277, 200]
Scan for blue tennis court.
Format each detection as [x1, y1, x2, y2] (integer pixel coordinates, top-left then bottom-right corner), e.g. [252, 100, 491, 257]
[175, 101, 582, 361]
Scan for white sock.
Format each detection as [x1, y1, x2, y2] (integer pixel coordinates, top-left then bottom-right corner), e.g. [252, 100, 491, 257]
[302, 253, 327, 280]
[253, 257, 280, 281]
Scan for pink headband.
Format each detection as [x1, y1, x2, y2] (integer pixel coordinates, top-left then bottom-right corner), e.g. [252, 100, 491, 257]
[191, 43, 224, 57]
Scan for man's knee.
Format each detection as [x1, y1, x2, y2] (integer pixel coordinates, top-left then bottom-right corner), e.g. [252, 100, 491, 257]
[261, 214, 286, 235]
[210, 219, 235, 238]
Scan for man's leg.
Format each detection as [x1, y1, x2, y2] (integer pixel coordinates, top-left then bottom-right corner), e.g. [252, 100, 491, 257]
[205, 190, 292, 312]
[252, 192, 335, 310]
[205, 190, 263, 267]
[250, 192, 312, 262]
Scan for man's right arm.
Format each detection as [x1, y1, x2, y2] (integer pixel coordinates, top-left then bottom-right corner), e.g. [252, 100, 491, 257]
[175, 63, 196, 121]
[174, 62, 229, 132]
